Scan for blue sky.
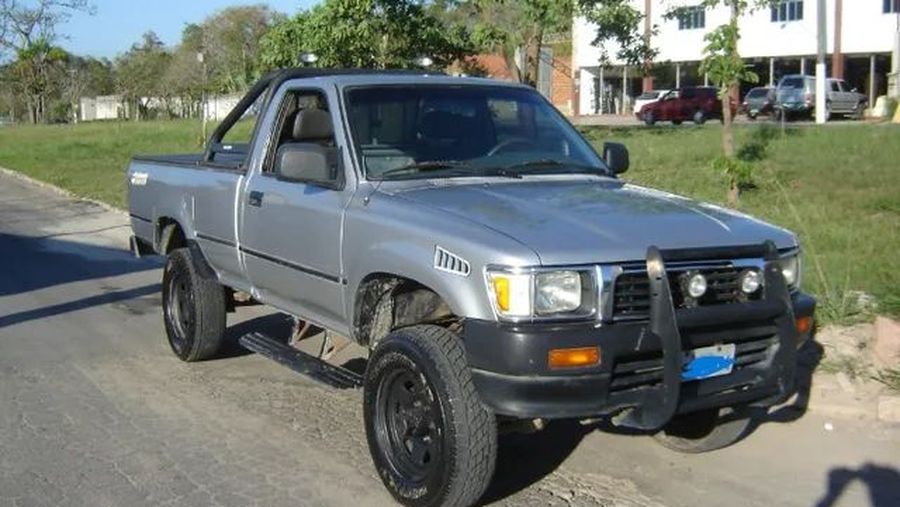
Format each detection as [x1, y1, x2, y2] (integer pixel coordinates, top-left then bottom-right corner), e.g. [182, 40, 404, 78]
[59, 0, 316, 59]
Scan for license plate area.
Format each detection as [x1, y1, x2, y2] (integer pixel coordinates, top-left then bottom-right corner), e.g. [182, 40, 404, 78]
[682, 344, 736, 382]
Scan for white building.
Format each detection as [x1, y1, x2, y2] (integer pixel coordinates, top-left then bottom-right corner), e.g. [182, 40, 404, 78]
[573, 0, 900, 115]
[79, 95, 124, 121]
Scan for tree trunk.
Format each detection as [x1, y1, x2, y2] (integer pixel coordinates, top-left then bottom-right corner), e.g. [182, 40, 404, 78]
[723, 2, 739, 207]
[526, 26, 544, 88]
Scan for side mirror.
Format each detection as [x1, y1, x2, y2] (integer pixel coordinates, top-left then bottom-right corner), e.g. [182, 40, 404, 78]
[851, 87, 858, 93]
[276, 144, 341, 189]
[603, 142, 629, 175]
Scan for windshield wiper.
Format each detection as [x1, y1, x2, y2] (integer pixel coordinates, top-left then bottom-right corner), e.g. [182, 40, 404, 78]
[379, 160, 471, 179]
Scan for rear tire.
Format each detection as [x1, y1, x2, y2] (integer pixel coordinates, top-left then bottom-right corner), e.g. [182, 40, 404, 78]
[692, 110, 706, 125]
[672, 119, 683, 126]
[162, 248, 226, 362]
[653, 406, 753, 454]
[364, 325, 497, 507]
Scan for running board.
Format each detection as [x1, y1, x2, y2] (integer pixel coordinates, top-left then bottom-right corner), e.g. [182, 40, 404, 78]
[239, 332, 363, 389]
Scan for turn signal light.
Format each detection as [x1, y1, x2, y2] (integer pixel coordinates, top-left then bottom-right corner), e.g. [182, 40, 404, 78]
[796, 316, 813, 335]
[548, 347, 600, 369]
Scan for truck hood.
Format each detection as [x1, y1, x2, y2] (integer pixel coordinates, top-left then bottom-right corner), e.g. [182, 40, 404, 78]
[389, 177, 796, 265]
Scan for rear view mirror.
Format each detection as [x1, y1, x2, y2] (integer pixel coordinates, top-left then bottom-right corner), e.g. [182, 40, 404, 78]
[603, 142, 629, 175]
[276, 145, 341, 189]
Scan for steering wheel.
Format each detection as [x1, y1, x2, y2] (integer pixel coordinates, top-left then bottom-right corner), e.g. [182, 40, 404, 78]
[486, 137, 533, 157]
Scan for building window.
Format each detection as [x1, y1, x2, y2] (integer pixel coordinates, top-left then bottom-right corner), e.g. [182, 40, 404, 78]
[678, 6, 706, 30]
[771, 1, 803, 22]
[885, 0, 900, 14]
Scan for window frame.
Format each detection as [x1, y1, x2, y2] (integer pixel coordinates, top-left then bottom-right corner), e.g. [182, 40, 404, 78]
[261, 87, 345, 191]
[885, 0, 900, 13]
[771, 0, 804, 22]
[677, 6, 706, 30]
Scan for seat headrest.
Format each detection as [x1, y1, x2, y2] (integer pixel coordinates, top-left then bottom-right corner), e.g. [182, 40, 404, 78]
[293, 109, 333, 141]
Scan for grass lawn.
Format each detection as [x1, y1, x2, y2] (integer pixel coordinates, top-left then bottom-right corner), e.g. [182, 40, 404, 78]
[0, 119, 897, 322]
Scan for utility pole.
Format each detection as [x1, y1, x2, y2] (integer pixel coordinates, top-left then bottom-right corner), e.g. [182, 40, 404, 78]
[815, 0, 827, 123]
[197, 52, 208, 145]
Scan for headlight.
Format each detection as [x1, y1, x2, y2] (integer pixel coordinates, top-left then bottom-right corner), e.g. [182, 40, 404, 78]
[535, 271, 582, 315]
[487, 268, 593, 320]
[779, 255, 801, 289]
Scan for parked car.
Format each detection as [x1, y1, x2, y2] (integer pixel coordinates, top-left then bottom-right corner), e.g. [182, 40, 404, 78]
[128, 68, 816, 507]
[632, 89, 670, 115]
[638, 86, 735, 125]
[774, 74, 868, 121]
[741, 86, 775, 119]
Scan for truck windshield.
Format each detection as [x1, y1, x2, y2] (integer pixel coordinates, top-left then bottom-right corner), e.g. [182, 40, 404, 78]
[345, 85, 607, 180]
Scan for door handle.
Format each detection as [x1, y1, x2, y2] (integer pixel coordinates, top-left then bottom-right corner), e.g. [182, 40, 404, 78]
[248, 190, 264, 207]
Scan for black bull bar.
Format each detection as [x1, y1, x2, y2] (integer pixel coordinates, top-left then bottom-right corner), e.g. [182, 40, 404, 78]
[616, 241, 798, 431]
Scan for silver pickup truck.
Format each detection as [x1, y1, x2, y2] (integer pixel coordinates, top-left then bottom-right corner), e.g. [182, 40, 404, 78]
[128, 68, 816, 507]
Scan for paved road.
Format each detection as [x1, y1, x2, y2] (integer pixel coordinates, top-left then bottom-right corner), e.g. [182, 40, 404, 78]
[1, 170, 898, 507]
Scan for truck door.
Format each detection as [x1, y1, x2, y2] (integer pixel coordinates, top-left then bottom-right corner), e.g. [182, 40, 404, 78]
[239, 87, 351, 330]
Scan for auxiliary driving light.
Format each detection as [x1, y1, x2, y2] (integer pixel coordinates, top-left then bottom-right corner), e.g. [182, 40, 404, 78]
[548, 347, 600, 369]
[686, 272, 708, 299]
[740, 269, 762, 294]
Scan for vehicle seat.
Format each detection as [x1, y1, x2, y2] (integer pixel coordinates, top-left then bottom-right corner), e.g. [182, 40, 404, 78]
[275, 108, 338, 181]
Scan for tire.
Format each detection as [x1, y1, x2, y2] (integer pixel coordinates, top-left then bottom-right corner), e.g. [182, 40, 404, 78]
[824, 102, 832, 122]
[748, 113, 757, 121]
[672, 119, 683, 126]
[653, 406, 753, 454]
[364, 325, 497, 507]
[643, 112, 656, 126]
[162, 248, 226, 362]
[692, 110, 706, 125]
[851, 101, 866, 120]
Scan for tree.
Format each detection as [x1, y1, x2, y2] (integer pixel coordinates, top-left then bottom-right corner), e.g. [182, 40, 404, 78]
[0, 0, 91, 55]
[577, 0, 658, 80]
[9, 38, 68, 123]
[260, 0, 473, 70]
[189, 5, 279, 93]
[668, 0, 774, 206]
[115, 32, 171, 120]
[1, 0, 92, 122]
[462, 0, 571, 86]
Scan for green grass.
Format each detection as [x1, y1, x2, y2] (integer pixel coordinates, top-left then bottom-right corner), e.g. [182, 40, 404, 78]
[0, 119, 898, 322]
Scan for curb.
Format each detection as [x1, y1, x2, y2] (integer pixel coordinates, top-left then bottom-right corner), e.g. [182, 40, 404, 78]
[0, 166, 128, 218]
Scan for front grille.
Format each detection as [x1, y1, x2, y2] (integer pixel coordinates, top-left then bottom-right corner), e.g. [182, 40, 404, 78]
[609, 335, 776, 393]
[612, 263, 761, 320]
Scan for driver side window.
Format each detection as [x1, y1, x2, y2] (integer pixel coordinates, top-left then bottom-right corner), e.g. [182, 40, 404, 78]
[265, 90, 342, 189]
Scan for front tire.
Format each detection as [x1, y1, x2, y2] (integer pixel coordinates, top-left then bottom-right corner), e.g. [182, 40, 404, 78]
[653, 406, 753, 454]
[364, 325, 497, 507]
[162, 248, 226, 362]
[643, 112, 656, 126]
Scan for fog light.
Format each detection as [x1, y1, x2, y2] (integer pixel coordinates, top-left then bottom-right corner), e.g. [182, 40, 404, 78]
[687, 272, 707, 298]
[548, 347, 600, 369]
[740, 269, 762, 294]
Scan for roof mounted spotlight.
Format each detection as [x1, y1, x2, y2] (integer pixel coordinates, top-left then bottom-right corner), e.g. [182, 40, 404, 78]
[413, 55, 434, 69]
[298, 52, 319, 66]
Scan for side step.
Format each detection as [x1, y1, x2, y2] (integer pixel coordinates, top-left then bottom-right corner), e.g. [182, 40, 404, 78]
[239, 332, 363, 389]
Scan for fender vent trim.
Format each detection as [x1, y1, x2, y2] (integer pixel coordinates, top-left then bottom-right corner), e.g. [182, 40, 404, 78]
[434, 246, 471, 277]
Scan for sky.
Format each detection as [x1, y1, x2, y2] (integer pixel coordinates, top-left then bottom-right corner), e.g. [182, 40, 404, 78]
[59, 0, 317, 59]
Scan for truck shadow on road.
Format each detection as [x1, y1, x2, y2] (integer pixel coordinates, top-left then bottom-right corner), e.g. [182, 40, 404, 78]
[0, 232, 160, 297]
[0, 232, 161, 328]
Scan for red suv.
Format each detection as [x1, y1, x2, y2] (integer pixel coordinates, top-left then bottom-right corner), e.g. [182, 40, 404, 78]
[637, 86, 735, 125]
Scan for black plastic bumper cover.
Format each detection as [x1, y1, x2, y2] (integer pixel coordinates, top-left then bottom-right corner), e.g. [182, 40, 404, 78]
[465, 242, 816, 429]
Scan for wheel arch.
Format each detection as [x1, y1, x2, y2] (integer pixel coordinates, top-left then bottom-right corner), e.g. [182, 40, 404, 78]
[352, 272, 459, 348]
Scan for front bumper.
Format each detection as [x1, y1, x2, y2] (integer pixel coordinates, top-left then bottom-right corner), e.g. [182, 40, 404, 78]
[464, 243, 816, 429]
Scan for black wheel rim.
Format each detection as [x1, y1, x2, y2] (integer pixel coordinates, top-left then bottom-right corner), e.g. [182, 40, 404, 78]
[374, 365, 444, 485]
[165, 267, 195, 355]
